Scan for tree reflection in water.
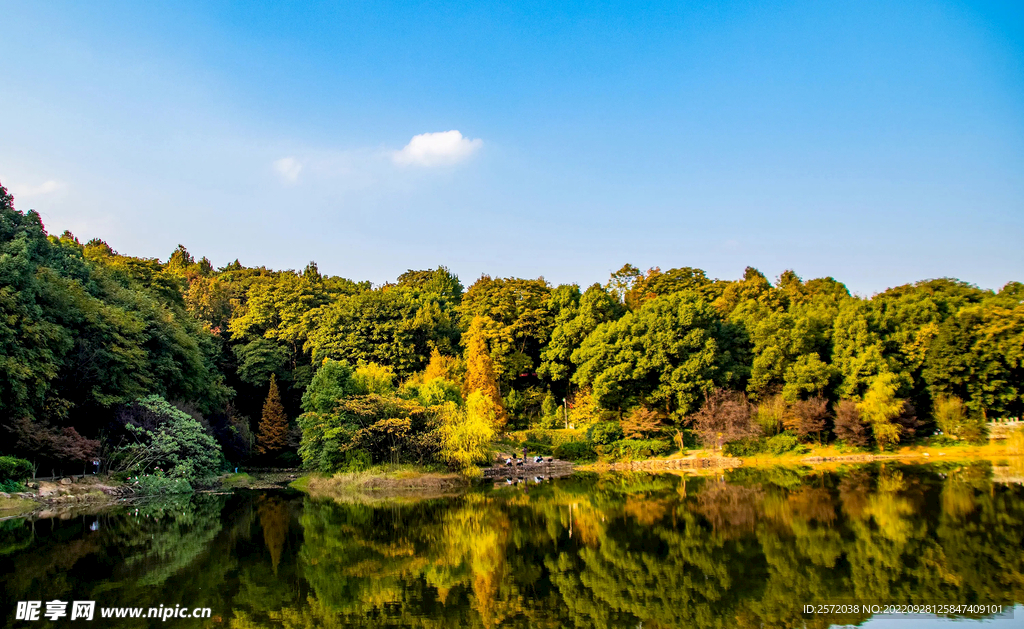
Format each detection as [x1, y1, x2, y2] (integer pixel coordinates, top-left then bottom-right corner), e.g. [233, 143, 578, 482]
[0, 463, 1022, 628]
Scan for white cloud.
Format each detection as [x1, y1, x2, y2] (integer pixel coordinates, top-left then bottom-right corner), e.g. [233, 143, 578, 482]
[273, 157, 303, 183]
[393, 130, 483, 167]
[11, 179, 65, 198]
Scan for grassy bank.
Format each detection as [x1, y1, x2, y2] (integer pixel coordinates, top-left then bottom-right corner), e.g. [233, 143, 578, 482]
[577, 440, 1023, 472]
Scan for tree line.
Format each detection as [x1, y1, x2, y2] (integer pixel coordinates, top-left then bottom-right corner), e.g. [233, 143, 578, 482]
[1, 179, 1022, 477]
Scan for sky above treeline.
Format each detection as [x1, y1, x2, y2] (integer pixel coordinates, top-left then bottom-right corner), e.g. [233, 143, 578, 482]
[1, 0, 1021, 295]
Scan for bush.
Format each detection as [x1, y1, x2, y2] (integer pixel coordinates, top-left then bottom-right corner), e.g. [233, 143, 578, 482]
[722, 434, 809, 457]
[722, 438, 765, 457]
[0, 479, 27, 493]
[600, 439, 671, 461]
[764, 433, 809, 456]
[342, 449, 371, 472]
[934, 395, 987, 442]
[586, 421, 624, 446]
[0, 456, 33, 482]
[508, 429, 584, 447]
[132, 472, 193, 495]
[553, 441, 597, 462]
[111, 395, 223, 481]
[523, 441, 553, 456]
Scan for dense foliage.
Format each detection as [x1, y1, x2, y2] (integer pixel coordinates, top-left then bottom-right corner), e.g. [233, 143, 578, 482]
[1, 179, 1022, 475]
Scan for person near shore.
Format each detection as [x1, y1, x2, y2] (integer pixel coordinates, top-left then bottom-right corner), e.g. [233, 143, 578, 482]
[522, 446, 527, 463]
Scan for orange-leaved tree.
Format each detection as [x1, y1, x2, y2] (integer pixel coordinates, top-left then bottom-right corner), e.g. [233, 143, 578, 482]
[463, 316, 507, 428]
[257, 374, 289, 455]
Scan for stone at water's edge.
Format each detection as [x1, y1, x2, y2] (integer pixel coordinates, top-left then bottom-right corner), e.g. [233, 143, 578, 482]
[608, 457, 743, 471]
[482, 460, 574, 479]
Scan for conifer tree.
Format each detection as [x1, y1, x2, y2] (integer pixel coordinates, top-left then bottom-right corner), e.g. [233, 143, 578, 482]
[463, 316, 507, 427]
[257, 374, 289, 455]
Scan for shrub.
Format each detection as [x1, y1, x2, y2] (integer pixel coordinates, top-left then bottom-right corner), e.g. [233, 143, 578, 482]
[417, 377, 462, 407]
[0, 456, 33, 482]
[764, 433, 809, 456]
[724, 434, 808, 457]
[586, 421, 624, 446]
[133, 472, 193, 495]
[342, 449, 372, 472]
[723, 438, 765, 457]
[553, 441, 597, 462]
[111, 395, 223, 481]
[934, 395, 987, 443]
[0, 479, 27, 493]
[834, 400, 871, 447]
[788, 396, 830, 442]
[754, 395, 788, 437]
[523, 441, 553, 455]
[689, 389, 758, 449]
[508, 429, 584, 447]
[601, 439, 671, 461]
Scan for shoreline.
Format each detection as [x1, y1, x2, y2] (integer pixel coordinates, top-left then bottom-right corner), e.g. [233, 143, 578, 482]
[3, 446, 1021, 518]
[579, 442, 1022, 473]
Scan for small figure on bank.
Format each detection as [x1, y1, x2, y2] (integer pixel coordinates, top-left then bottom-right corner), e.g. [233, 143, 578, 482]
[522, 446, 528, 463]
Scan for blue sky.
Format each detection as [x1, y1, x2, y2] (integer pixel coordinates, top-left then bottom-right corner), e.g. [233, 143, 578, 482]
[1, 0, 1021, 294]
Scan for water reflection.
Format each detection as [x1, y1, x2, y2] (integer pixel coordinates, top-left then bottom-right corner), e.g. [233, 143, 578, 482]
[1, 463, 1022, 628]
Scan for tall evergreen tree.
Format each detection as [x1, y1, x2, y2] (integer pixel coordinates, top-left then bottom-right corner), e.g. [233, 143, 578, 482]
[257, 374, 289, 455]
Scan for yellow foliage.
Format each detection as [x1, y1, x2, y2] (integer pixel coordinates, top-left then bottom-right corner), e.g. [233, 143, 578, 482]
[756, 394, 789, 436]
[1006, 425, 1024, 455]
[463, 316, 507, 427]
[424, 348, 463, 383]
[857, 373, 905, 448]
[437, 393, 496, 469]
[351, 362, 395, 395]
[567, 387, 600, 428]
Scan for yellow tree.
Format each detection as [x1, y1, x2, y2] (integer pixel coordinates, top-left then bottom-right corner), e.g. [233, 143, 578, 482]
[437, 394, 496, 469]
[463, 316, 507, 427]
[857, 372, 904, 448]
[257, 374, 289, 455]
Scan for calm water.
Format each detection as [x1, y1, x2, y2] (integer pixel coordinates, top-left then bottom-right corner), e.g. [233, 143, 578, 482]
[2, 462, 1023, 628]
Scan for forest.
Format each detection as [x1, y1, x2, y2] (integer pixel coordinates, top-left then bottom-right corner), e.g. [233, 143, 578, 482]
[1, 179, 1022, 481]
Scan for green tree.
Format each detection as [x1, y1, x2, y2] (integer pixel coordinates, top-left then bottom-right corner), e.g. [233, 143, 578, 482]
[110, 395, 222, 480]
[538, 283, 623, 384]
[572, 292, 739, 420]
[459, 275, 553, 383]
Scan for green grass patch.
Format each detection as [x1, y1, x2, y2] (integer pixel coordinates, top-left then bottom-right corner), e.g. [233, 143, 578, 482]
[0, 497, 38, 516]
[220, 472, 254, 488]
[288, 475, 313, 492]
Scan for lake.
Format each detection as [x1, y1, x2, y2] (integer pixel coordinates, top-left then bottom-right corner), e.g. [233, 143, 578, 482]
[2, 462, 1022, 628]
